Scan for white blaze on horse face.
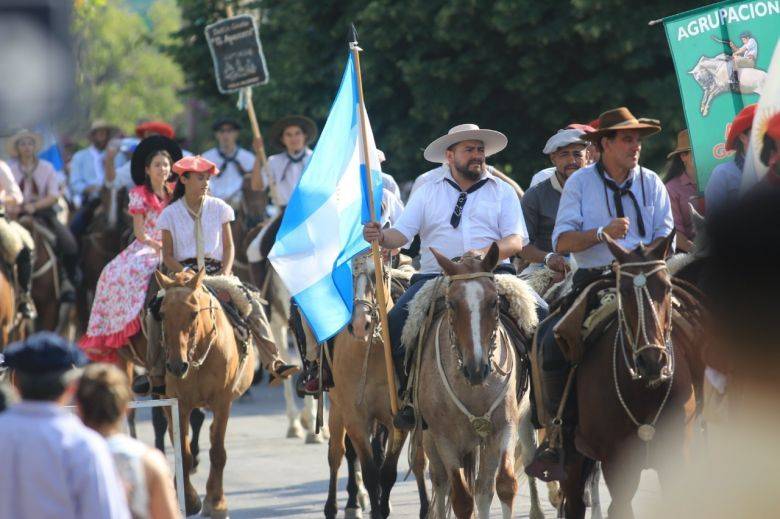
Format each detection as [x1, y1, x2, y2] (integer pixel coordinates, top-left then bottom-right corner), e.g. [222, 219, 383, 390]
[464, 281, 485, 363]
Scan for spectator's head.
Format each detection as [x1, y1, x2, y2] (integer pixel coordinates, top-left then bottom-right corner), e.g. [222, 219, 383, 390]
[2, 332, 87, 402]
[76, 364, 131, 434]
[212, 118, 241, 151]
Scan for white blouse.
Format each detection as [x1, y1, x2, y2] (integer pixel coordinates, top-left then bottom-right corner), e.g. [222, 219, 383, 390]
[157, 196, 235, 262]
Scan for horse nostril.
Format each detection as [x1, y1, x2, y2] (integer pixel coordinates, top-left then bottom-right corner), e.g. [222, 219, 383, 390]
[364, 321, 371, 332]
[482, 363, 490, 379]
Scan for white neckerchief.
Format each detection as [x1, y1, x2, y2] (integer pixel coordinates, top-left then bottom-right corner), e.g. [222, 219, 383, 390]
[550, 170, 564, 193]
[183, 197, 205, 270]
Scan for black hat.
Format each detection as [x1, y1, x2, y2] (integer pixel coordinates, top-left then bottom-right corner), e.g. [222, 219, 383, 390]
[2, 332, 87, 375]
[268, 115, 318, 152]
[131, 136, 183, 186]
[211, 117, 242, 132]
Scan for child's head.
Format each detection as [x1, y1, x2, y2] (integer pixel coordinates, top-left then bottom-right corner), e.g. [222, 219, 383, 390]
[75, 363, 131, 433]
[170, 156, 219, 202]
[144, 149, 172, 192]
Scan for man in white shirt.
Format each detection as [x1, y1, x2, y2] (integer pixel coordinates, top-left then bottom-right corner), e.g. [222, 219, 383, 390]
[363, 123, 533, 429]
[0, 332, 129, 519]
[201, 118, 255, 208]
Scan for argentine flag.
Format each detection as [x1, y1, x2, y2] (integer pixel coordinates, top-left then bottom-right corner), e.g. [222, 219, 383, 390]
[269, 53, 383, 342]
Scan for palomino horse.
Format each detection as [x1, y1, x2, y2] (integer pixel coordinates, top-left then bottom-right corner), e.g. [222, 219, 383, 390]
[558, 234, 704, 518]
[418, 244, 524, 519]
[154, 268, 256, 518]
[325, 253, 428, 519]
[0, 268, 15, 348]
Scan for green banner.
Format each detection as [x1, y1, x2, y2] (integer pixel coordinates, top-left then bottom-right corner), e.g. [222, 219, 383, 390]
[664, 0, 780, 188]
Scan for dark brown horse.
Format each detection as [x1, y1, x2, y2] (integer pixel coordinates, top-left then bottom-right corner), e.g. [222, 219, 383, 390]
[231, 175, 268, 283]
[559, 234, 704, 518]
[18, 217, 63, 333]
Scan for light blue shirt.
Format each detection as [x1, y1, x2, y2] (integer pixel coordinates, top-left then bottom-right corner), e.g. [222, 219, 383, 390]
[552, 163, 674, 269]
[69, 145, 105, 207]
[704, 157, 742, 217]
[0, 401, 129, 519]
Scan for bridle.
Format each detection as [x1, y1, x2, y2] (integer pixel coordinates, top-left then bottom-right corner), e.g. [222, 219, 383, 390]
[444, 272, 499, 371]
[161, 287, 220, 370]
[612, 259, 675, 443]
[351, 255, 390, 342]
[613, 260, 674, 380]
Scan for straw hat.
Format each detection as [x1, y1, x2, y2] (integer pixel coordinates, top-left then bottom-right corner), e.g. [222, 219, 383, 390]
[582, 107, 661, 143]
[423, 123, 507, 163]
[4, 129, 43, 158]
[268, 115, 318, 152]
[667, 129, 692, 159]
[88, 120, 119, 137]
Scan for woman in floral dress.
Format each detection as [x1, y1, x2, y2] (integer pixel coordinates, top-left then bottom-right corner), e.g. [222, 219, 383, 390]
[79, 136, 182, 361]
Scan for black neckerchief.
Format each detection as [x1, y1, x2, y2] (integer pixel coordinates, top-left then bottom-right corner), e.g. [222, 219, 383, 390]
[280, 149, 307, 182]
[443, 176, 490, 228]
[217, 148, 246, 177]
[595, 161, 647, 237]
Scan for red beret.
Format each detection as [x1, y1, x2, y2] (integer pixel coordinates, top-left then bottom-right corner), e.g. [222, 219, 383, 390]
[566, 123, 597, 133]
[766, 112, 780, 141]
[726, 104, 757, 151]
[136, 121, 175, 139]
[171, 155, 219, 176]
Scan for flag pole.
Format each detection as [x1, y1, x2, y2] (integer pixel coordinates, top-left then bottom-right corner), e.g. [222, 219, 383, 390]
[349, 28, 399, 415]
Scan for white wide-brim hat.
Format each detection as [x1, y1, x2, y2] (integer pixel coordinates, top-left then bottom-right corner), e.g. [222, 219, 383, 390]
[423, 123, 507, 163]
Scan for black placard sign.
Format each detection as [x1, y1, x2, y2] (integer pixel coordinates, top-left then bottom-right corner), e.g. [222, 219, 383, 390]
[205, 14, 269, 93]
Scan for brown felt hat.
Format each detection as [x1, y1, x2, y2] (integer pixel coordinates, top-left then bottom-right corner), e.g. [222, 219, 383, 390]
[667, 129, 691, 159]
[582, 107, 661, 142]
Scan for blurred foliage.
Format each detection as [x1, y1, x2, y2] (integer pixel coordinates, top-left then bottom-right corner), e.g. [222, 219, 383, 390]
[70, 0, 184, 139]
[171, 0, 706, 185]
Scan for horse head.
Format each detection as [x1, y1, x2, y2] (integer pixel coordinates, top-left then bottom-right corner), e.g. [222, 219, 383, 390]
[432, 242, 500, 386]
[348, 251, 390, 344]
[604, 233, 676, 385]
[154, 268, 218, 379]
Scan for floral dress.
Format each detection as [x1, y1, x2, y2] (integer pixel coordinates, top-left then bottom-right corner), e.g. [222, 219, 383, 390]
[79, 186, 167, 362]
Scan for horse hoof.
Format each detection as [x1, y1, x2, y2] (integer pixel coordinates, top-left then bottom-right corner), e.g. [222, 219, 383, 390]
[286, 421, 304, 439]
[186, 494, 202, 516]
[321, 425, 330, 440]
[305, 431, 326, 444]
[344, 506, 363, 519]
[529, 507, 545, 519]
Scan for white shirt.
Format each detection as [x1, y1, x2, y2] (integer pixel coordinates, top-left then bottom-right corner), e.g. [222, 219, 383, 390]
[382, 188, 404, 226]
[157, 196, 235, 262]
[411, 165, 504, 196]
[394, 165, 528, 274]
[0, 402, 129, 519]
[201, 147, 255, 203]
[529, 166, 555, 188]
[261, 148, 312, 207]
[0, 159, 23, 207]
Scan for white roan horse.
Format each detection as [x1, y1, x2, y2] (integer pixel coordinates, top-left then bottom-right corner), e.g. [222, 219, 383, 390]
[688, 54, 766, 116]
[265, 264, 326, 443]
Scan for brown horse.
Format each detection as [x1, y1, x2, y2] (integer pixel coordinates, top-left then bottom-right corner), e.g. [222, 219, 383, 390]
[0, 268, 15, 348]
[231, 175, 268, 283]
[154, 268, 255, 518]
[559, 234, 704, 518]
[325, 253, 428, 519]
[418, 244, 524, 519]
[18, 217, 63, 333]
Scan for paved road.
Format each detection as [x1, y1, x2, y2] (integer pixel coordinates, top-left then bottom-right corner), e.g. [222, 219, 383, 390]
[133, 383, 661, 518]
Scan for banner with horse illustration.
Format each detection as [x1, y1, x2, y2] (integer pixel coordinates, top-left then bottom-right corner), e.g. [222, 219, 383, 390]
[664, 0, 779, 188]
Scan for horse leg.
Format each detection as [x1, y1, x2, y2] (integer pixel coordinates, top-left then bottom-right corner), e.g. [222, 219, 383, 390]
[344, 434, 365, 518]
[169, 403, 202, 516]
[424, 434, 449, 519]
[494, 436, 519, 519]
[602, 457, 640, 519]
[325, 411, 346, 519]
[516, 406, 546, 519]
[152, 404, 168, 452]
[588, 462, 604, 519]
[411, 434, 429, 519]
[202, 401, 230, 519]
[274, 319, 303, 439]
[559, 450, 589, 519]
[348, 425, 382, 519]
[378, 429, 406, 518]
[189, 408, 206, 473]
[305, 394, 328, 443]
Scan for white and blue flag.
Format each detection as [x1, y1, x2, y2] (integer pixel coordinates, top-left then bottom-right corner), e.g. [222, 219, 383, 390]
[269, 53, 383, 342]
[36, 124, 64, 172]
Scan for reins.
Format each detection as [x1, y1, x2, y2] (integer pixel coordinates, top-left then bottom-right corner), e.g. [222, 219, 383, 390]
[161, 286, 220, 370]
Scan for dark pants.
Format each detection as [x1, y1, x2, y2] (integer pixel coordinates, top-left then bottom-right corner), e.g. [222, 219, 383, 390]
[38, 211, 79, 285]
[69, 196, 101, 237]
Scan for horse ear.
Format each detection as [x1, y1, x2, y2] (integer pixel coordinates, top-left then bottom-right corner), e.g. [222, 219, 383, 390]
[187, 268, 206, 289]
[155, 270, 174, 289]
[603, 233, 631, 263]
[481, 242, 500, 273]
[690, 203, 705, 233]
[649, 230, 676, 260]
[431, 247, 458, 276]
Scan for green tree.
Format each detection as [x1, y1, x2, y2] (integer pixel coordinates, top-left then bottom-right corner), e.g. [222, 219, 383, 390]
[172, 0, 704, 185]
[71, 0, 185, 137]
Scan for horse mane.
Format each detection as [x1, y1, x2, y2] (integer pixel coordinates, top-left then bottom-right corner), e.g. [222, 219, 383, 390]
[401, 274, 539, 348]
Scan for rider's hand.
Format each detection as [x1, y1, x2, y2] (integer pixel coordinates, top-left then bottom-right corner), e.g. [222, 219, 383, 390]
[363, 222, 382, 245]
[546, 253, 568, 274]
[604, 217, 630, 240]
[252, 136, 265, 155]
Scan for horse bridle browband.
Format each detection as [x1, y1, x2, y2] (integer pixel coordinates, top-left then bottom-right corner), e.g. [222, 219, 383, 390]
[445, 272, 500, 370]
